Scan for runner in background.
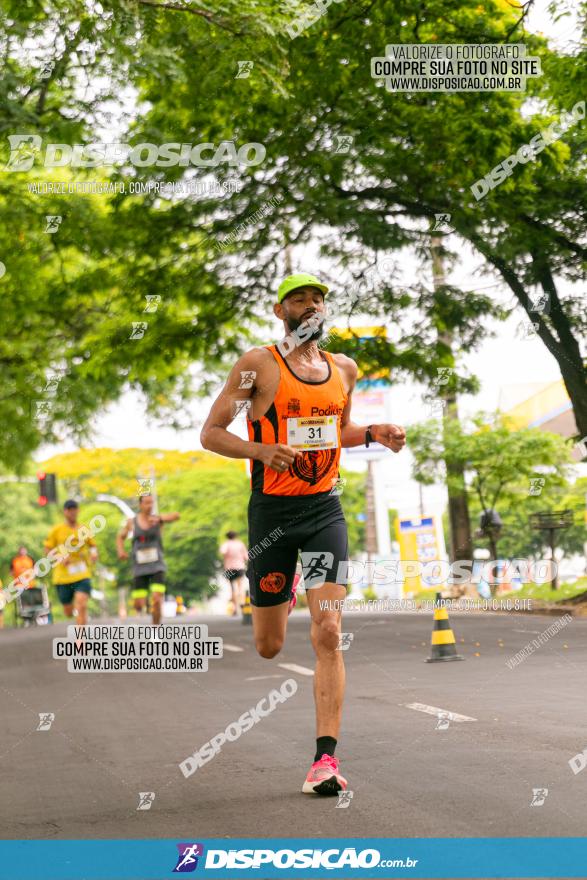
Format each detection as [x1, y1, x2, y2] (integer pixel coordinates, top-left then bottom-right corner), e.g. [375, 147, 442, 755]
[44, 500, 98, 626]
[219, 531, 249, 616]
[117, 494, 180, 625]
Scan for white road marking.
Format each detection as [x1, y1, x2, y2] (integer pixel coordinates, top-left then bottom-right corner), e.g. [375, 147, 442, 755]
[223, 644, 245, 652]
[403, 702, 477, 722]
[514, 629, 541, 635]
[278, 663, 315, 676]
[245, 674, 284, 681]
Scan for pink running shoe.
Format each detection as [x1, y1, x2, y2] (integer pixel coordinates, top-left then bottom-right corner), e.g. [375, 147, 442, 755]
[302, 754, 347, 796]
[288, 574, 299, 616]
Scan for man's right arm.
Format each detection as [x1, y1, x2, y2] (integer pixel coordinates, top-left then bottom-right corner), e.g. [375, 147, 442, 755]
[116, 518, 132, 561]
[200, 349, 299, 471]
[200, 350, 265, 460]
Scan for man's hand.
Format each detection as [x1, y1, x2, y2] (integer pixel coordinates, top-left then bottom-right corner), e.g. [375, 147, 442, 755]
[257, 443, 301, 472]
[89, 547, 99, 564]
[373, 424, 406, 452]
[117, 549, 129, 561]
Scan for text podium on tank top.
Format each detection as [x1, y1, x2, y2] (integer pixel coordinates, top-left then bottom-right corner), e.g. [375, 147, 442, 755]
[132, 516, 166, 577]
[247, 344, 348, 496]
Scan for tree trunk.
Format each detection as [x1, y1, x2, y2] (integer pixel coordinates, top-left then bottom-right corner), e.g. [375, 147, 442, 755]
[431, 236, 473, 562]
[532, 253, 587, 439]
[443, 397, 474, 561]
[365, 459, 377, 566]
[472, 237, 587, 438]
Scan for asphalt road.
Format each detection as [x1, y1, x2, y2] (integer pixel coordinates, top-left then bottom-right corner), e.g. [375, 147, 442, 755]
[1, 608, 585, 851]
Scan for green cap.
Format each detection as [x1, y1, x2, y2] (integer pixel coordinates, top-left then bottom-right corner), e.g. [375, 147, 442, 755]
[277, 273, 329, 304]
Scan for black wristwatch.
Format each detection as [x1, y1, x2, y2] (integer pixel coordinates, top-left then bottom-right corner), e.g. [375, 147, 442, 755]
[365, 425, 374, 447]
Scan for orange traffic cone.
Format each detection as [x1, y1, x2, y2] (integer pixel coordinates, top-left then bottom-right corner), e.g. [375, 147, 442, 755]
[425, 593, 464, 662]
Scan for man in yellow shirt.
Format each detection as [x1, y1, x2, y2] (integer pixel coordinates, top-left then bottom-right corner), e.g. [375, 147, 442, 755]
[44, 500, 98, 626]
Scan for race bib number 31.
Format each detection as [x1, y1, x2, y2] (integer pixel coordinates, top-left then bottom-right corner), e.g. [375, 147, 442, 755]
[287, 416, 338, 450]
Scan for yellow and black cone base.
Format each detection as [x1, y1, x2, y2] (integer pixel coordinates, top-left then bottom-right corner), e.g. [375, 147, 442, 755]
[241, 589, 253, 625]
[425, 593, 464, 662]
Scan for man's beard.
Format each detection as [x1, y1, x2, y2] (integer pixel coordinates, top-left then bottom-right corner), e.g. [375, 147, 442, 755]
[285, 313, 325, 342]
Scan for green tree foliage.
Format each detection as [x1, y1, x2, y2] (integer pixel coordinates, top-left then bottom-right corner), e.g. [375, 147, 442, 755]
[0, 0, 291, 469]
[408, 413, 581, 558]
[0, 482, 54, 576]
[2, 0, 584, 466]
[0, 449, 368, 604]
[126, 0, 587, 431]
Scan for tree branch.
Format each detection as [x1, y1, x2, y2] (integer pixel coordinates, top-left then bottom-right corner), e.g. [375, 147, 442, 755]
[503, 0, 537, 40]
[134, 0, 246, 34]
[34, 27, 84, 115]
[531, 251, 585, 376]
[521, 214, 587, 259]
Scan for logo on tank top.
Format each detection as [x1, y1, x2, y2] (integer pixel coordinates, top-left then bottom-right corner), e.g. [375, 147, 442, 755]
[287, 398, 301, 415]
[291, 449, 337, 485]
[311, 404, 343, 416]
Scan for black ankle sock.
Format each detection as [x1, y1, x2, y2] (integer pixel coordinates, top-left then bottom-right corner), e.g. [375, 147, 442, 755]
[314, 736, 337, 763]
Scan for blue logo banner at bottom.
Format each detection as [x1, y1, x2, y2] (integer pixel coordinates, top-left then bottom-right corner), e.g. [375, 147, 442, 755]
[1, 837, 586, 879]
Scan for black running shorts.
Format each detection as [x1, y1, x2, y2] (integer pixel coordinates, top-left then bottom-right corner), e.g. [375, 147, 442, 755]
[133, 571, 166, 594]
[247, 491, 348, 607]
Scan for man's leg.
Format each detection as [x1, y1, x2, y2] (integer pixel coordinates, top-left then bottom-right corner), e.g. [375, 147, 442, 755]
[73, 585, 90, 626]
[306, 582, 346, 739]
[57, 584, 75, 619]
[234, 574, 247, 612]
[230, 579, 239, 615]
[131, 580, 148, 615]
[298, 499, 349, 795]
[151, 594, 163, 624]
[251, 602, 289, 658]
[247, 498, 296, 656]
[71, 578, 92, 626]
[150, 580, 166, 625]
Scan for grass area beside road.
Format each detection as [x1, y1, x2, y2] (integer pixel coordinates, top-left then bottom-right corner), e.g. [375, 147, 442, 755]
[509, 577, 587, 604]
[410, 578, 587, 606]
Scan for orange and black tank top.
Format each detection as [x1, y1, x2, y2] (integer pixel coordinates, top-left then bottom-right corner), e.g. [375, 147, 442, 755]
[247, 344, 348, 496]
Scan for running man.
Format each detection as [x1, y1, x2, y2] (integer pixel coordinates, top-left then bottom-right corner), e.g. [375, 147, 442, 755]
[200, 272, 406, 795]
[45, 500, 98, 626]
[219, 530, 249, 615]
[117, 493, 180, 625]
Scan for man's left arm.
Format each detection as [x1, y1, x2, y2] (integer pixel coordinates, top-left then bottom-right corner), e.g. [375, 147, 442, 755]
[337, 355, 406, 453]
[155, 513, 180, 525]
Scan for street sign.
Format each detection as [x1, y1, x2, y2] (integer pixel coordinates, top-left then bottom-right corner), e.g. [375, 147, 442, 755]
[395, 515, 446, 593]
[343, 386, 390, 460]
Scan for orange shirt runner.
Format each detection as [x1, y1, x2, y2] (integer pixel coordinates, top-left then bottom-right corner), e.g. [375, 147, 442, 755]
[246, 344, 348, 496]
